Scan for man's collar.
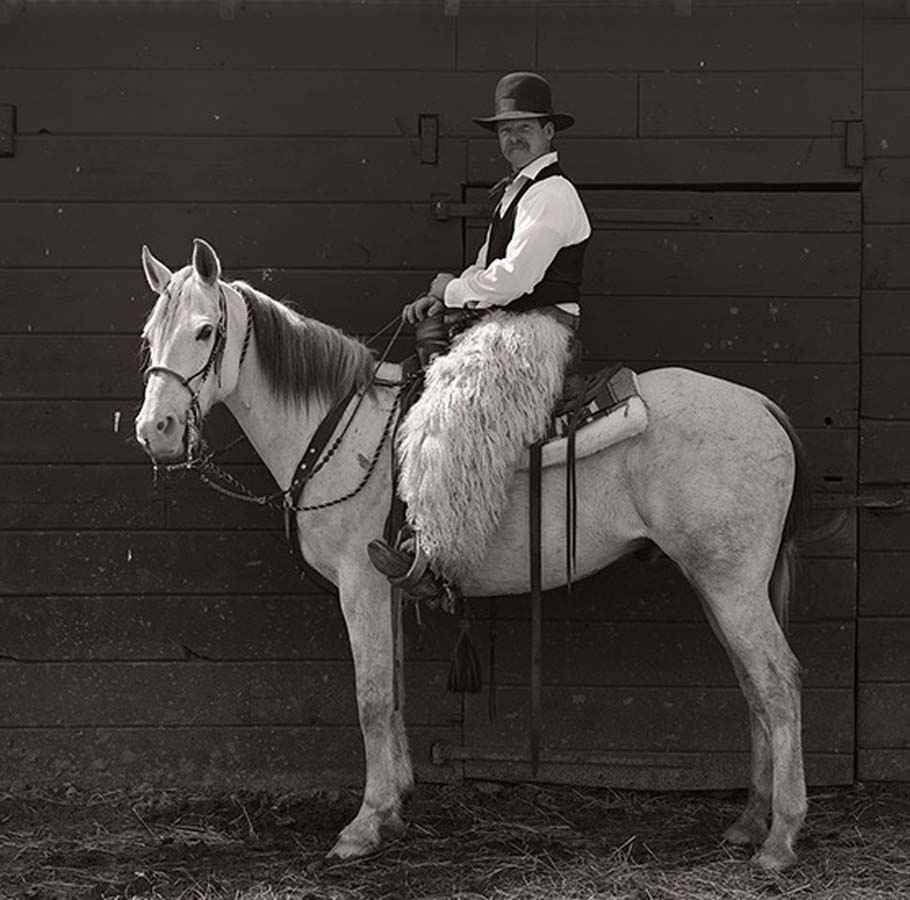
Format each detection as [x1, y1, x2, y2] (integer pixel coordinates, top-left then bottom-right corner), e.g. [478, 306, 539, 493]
[515, 150, 559, 182]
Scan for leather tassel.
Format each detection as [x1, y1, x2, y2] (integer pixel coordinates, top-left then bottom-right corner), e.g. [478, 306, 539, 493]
[447, 614, 482, 694]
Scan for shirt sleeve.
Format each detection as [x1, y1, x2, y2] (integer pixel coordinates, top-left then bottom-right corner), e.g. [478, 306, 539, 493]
[443, 185, 574, 310]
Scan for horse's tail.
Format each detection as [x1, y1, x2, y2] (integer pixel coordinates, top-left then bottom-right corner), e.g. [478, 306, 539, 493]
[763, 399, 811, 635]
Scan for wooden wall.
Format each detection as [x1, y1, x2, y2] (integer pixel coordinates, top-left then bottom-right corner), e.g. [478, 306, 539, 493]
[858, 0, 910, 781]
[0, 0, 868, 791]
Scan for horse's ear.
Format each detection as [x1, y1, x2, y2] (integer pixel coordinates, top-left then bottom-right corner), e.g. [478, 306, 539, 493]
[192, 237, 221, 286]
[141, 245, 173, 294]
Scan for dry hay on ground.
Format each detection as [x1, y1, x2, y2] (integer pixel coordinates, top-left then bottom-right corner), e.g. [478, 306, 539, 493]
[0, 781, 908, 900]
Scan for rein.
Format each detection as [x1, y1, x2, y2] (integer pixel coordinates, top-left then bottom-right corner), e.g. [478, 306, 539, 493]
[145, 287, 406, 521]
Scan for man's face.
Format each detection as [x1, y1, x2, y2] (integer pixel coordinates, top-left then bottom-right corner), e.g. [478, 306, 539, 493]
[497, 118, 554, 172]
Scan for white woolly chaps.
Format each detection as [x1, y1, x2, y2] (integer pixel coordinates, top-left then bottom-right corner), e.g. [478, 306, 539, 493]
[396, 310, 572, 583]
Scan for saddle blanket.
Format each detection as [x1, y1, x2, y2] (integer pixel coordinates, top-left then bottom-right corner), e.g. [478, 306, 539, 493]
[517, 365, 648, 472]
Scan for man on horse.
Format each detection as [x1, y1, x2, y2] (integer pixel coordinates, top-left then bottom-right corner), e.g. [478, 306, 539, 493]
[369, 71, 592, 600]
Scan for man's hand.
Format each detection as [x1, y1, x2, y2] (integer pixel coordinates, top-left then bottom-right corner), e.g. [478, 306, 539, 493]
[402, 294, 443, 325]
[429, 272, 455, 300]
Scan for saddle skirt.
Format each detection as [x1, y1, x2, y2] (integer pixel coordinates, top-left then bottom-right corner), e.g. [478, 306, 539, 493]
[516, 365, 648, 472]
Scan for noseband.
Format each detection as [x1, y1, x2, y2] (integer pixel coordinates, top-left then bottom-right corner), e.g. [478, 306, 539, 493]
[144, 283, 254, 458]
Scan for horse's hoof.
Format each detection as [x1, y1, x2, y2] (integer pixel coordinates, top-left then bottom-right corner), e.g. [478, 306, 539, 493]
[327, 826, 378, 860]
[378, 811, 406, 841]
[751, 843, 797, 872]
[723, 819, 768, 847]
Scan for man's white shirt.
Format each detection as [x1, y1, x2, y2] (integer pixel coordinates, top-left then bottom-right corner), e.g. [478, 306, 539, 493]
[442, 151, 591, 315]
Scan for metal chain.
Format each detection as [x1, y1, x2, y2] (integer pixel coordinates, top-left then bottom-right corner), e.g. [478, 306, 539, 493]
[183, 387, 401, 512]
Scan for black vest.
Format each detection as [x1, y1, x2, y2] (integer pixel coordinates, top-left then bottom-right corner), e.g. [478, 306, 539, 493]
[487, 162, 589, 313]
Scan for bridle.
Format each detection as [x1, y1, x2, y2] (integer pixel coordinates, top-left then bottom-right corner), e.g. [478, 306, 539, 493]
[143, 283, 253, 461]
[142, 280, 407, 516]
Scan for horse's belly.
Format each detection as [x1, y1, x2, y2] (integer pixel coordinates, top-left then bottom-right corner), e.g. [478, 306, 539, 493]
[461, 457, 645, 597]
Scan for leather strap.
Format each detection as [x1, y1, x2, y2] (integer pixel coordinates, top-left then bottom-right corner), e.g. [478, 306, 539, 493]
[529, 440, 543, 777]
[283, 386, 359, 595]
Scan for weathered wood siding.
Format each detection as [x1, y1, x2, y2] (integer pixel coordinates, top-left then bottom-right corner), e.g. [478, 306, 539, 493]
[857, 1, 910, 782]
[0, 0, 866, 790]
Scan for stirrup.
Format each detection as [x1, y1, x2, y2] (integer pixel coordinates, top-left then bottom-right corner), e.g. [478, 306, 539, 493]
[367, 538, 442, 601]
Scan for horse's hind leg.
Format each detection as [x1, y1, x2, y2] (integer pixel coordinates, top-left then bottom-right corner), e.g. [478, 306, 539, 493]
[701, 603, 772, 846]
[696, 582, 806, 871]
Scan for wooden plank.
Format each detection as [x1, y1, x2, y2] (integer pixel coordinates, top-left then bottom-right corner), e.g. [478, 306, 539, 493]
[464, 187, 861, 232]
[640, 72, 861, 138]
[0, 465, 163, 529]
[0, 593, 456, 662]
[0, 322, 861, 402]
[858, 683, 910, 746]
[463, 751, 852, 790]
[0, 336, 142, 399]
[0, 71, 636, 138]
[863, 291, 910, 354]
[582, 297, 858, 363]
[583, 232, 860, 298]
[466, 621, 853, 689]
[0, 203, 461, 269]
[456, 5, 536, 71]
[0, 7, 455, 69]
[469, 137, 860, 185]
[859, 619, 910, 681]
[464, 229, 861, 298]
[0, 660, 458, 728]
[0, 531, 313, 595]
[538, 6, 861, 72]
[801, 426, 857, 490]
[859, 509, 910, 552]
[861, 357, 910, 419]
[858, 749, 910, 782]
[0, 401, 258, 464]
[865, 226, 910, 289]
[865, 0, 910, 19]
[865, 23, 910, 89]
[463, 686, 852, 753]
[0, 269, 434, 335]
[2, 137, 467, 202]
[859, 552, 910, 615]
[484, 557, 855, 623]
[860, 421, 910, 481]
[0, 725, 458, 791]
[864, 160, 910, 222]
[865, 92, 910, 158]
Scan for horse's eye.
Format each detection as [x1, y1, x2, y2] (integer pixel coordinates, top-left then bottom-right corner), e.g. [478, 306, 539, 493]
[196, 324, 214, 341]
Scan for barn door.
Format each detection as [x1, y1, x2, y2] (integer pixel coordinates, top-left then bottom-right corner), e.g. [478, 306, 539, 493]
[428, 182, 860, 789]
[855, 14, 910, 783]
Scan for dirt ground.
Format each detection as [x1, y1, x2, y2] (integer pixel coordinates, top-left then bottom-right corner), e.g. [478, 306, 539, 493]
[0, 780, 908, 900]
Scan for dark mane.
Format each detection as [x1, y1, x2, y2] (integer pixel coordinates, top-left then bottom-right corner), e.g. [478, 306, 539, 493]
[231, 281, 375, 409]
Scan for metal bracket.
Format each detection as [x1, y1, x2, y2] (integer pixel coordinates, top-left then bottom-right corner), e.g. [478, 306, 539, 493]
[418, 114, 439, 166]
[0, 105, 15, 158]
[844, 120, 864, 169]
[814, 488, 905, 511]
[432, 196, 702, 226]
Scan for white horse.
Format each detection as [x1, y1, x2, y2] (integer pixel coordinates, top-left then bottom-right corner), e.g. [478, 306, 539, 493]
[135, 238, 809, 872]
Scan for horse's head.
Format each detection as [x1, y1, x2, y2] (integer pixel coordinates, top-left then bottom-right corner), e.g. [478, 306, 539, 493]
[135, 238, 247, 461]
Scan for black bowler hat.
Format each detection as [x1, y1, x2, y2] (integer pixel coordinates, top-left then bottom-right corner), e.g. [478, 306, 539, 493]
[473, 71, 575, 132]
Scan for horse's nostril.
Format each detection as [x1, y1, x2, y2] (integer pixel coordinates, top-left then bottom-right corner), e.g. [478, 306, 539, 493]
[156, 415, 175, 435]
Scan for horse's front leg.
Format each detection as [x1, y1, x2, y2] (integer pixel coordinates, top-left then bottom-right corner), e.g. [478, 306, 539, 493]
[329, 563, 413, 859]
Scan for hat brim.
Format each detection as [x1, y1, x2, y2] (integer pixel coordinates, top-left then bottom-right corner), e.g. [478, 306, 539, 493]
[473, 111, 575, 132]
